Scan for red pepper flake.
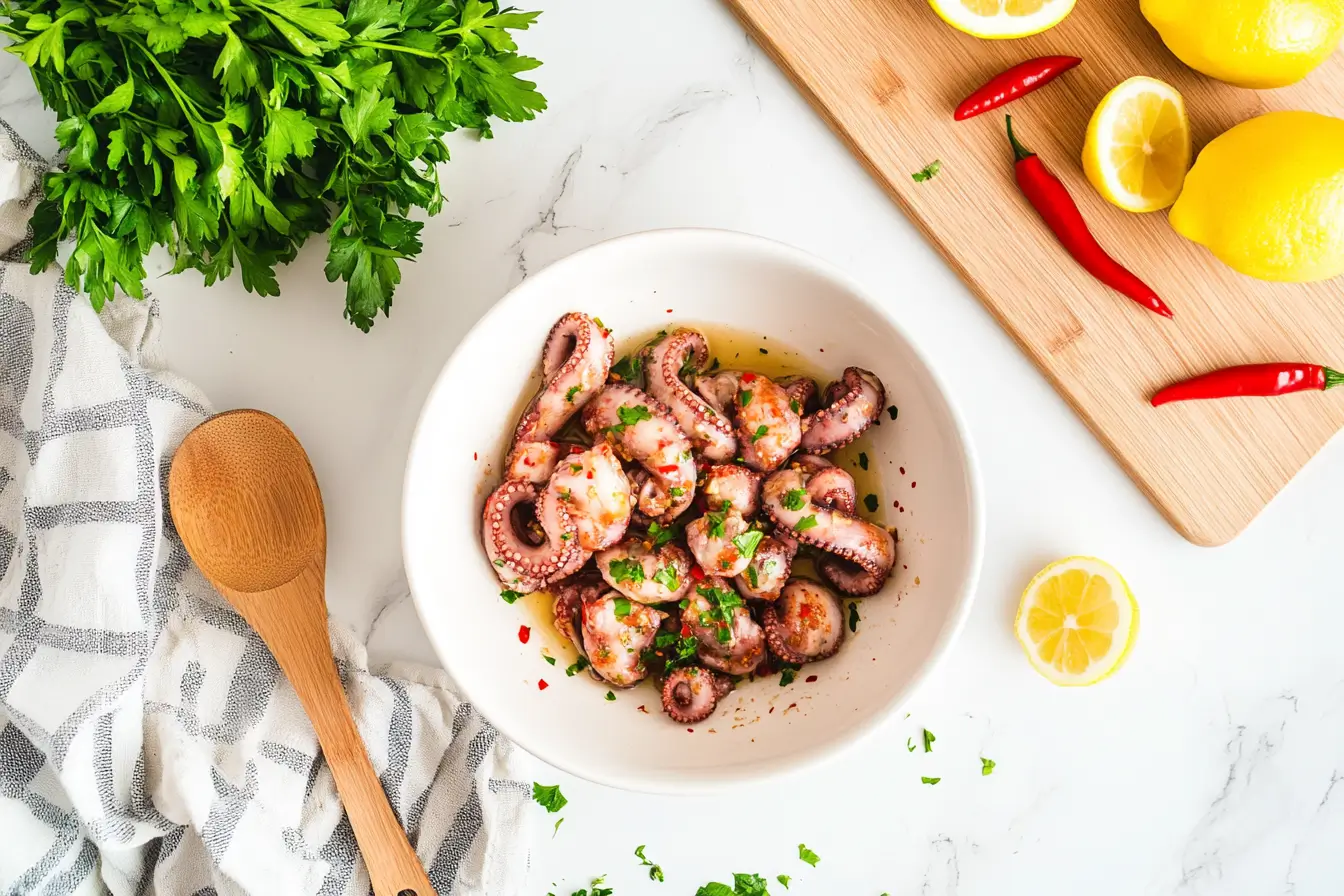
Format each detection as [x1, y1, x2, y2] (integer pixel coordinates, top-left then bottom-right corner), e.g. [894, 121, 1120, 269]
[538, 679, 549, 690]
[567, 444, 584, 454]
[899, 507, 905, 513]
[798, 603, 813, 618]
[667, 308, 674, 314]
[656, 464, 680, 473]
[787, 702, 797, 710]
[690, 565, 705, 581]
[741, 372, 757, 383]
[687, 727, 694, 733]
[769, 706, 775, 713]
[911, 481, 917, 488]
[637, 705, 648, 713]
[806, 675, 818, 683]
[680, 623, 692, 638]
[518, 625, 531, 644]
[899, 466, 905, 475]
[473, 452, 478, 461]
[586, 471, 594, 479]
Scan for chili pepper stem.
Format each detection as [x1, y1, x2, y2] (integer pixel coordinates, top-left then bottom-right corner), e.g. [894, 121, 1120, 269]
[1326, 367, 1344, 389]
[1005, 115, 1034, 162]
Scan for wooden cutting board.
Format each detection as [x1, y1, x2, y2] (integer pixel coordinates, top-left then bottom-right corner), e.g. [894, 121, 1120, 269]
[724, 0, 1344, 546]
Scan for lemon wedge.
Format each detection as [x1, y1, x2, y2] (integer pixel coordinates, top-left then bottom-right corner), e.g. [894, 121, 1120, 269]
[1083, 76, 1190, 213]
[928, 0, 1077, 39]
[1015, 556, 1138, 686]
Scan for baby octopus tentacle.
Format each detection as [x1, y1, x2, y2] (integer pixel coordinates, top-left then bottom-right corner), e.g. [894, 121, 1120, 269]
[778, 375, 819, 416]
[582, 384, 696, 521]
[761, 467, 896, 595]
[799, 367, 886, 454]
[581, 592, 666, 687]
[735, 535, 794, 601]
[506, 313, 616, 484]
[482, 479, 582, 592]
[662, 666, 733, 724]
[647, 328, 737, 461]
[701, 464, 763, 517]
[733, 373, 802, 472]
[595, 537, 693, 604]
[763, 578, 846, 664]
[544, 442, 633, 552]
[817, 554, 886, 597]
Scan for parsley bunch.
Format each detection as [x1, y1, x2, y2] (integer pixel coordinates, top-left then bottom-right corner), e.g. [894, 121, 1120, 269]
[1, 0, 544, 330]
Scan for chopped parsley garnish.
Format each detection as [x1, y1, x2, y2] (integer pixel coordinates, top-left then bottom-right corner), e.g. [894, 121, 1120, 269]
[696, 583, 742, 642]
[732, 874, 770, 896]
[565, 385, 581, 403]
[669, 486, 686, 497]
[570, 463, 583, 474]
[532, 783, 567, 813]
[605, 404, 653, 434]
[779, 662, 800, 686]
[605, 690, 616, 701]
[745, 563, 759, 589]
[789, 399, 801, 414]
[565, 656, 591, 677]
[609, 560, 646, 587]
[782, 489, 808, 511]
[500, 590, 524, 604]
[923, 728, 936, 752]
[695, 885, 733, 896]
[704, 507, 729, 539]
[795, 515, 818, 532]
[610, 354, 643, 382]
[731, 530, 765, 560]
[887, 405, 899, 420]
[864, 494, 879, 513]
[543, 654, 557, 666]
[592, 317, 606, 329]
[493, 559, 506, 567]
[561, 532, 573, 541]
[738, 389, 753, 407]
[759, 348, 768, 355]
[612, 596, 633, 619]
[708, 357, 721, 371]
[553, 817, 564, 836]
[559, 876, 613, 896]
[858, 452, 869, 471]
[798, 843, 820, 867]
[635, 845, 665, 882]
[751, 425, 769, 443]
[679, 350, 700, 380]
[921, 776, 941, 785]
[981, 757, 996, 776]
[644, 629, 699, 674]
[907, 737, 916, 752]
[652, 564, 681, 592]
[777, 875, 791, 890]
[647, 521, 681, 547]
[848, 601, 860, 632]
[912, 159, 942, 182]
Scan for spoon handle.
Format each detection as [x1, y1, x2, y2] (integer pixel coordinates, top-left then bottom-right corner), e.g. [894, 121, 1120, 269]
[233, 567, 437, 896]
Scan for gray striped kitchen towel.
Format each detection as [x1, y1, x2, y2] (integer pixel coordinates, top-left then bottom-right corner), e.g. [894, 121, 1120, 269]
[0, 120, 534, 895]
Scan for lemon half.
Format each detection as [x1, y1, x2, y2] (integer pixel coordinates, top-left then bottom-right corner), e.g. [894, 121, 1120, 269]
[1083, 77, 1190, 214]
[928, 0, 1077, 39]
[1015, 556, 1138, 686]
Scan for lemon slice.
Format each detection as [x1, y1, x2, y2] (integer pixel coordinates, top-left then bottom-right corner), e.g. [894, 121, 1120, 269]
[1083, 76, 1191, 213]
[928, 0, 1077, 39]
[1015, 556, 1138, 686]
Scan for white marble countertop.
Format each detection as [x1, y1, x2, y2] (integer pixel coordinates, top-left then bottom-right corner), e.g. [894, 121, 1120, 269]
[5, 2, 1344, 893]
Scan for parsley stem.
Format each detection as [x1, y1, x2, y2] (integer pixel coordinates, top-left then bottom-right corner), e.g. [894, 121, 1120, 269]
[353, 40, 445, 59]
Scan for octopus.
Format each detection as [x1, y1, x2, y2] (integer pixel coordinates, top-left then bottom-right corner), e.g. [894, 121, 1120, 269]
[735, 535, 796, 601]
[685, 506, 756, 578]
[799, 367, 885, 454]
[581, 592, 666, 687]
[646, 328, 737, 461]
[544, 442, 632, 551]
[505, 313, 615, 484]
[595, 536, 693, 604]
[682, 578, 766, 676]
[762, 578, 846, 664]
[661, 666, 734, 724]
[696, 372, 802, 472]
[482, 479, 583, 592]
[701, 463, 763, 517]
[794, 454, 857, 514]
[761, 465, 896, 596]
[778, 375, 819, 416]
[583, 383, 696, 521]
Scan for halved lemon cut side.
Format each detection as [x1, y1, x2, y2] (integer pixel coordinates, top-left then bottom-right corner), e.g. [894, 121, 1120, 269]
[1015, 556, 1138, 686]
[928, 0, 1077, 39]
[1083, 76, 1191, 213]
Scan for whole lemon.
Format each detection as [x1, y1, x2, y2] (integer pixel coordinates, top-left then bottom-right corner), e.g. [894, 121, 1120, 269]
[1170, 111, 1344, 283]
[1141, 0, 1344, 89]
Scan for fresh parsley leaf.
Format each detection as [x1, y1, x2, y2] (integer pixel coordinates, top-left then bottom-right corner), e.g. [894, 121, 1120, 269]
[493, 559, 506, 567]
[695, 885, 735, 896]
[733, 873, 770, 896]
[606, 404, 653, 434]
[647, 521, 681, 547]
[500, 589, 523, 604]
[592, 316, 606, 329]
[746, 563, 759, 589]
[777, 875, 790, 890]
[795, 515, 818, 532]
[921, 776, 941, 785]
[669, 486, 685, 497]
[612, 596, 633, 618]
[798, 843, 820, 867]
[864, 494, 879, 513]
[610, 354, 643, 382]
[553, 816, 564, 836]
[731, 530, 764, 560]
[634, 845, 665, 882]
[605, 690, 616, 701]
[751, 425, 769, 443]
[738, 389, 753, 407]
[923, 728, 935, 752]
[704, 508, 728, 539]
[779, 663, 800, 686]
[679, 349, 700, 380]
[907, 737, 916, 752]
[565, 656, 590, 677]
[532, 783, 567, 813]
[782, 489, 808, 512]
[981, 757, 996, 776]
[543, 654, 556, 665]
[652, 564, 680, 592]
[912, 159, 942, 182]
[566, 385, 581, 403]
[789, 399, 801, 414]
[608, 560, 645, 588]
[848, 601, 860, 632]
[858, 452, 869, 471]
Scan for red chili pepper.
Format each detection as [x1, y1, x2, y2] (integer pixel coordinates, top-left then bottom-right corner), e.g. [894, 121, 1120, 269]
[1005, 117, 1173, 319]
[680, 623, 692, 638]
[956, 56, 1082, 121]
[1151, 362, 1344, 406]
[656, 464, 680, 473]
[538, 679, 549, 690]
[741, 372, 756, 383]
[690, 565, 705, 581]
[518, 625, 531, 644]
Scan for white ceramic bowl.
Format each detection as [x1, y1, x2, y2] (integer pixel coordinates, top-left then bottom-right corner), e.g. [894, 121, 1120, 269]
[403, 229, 983, 792]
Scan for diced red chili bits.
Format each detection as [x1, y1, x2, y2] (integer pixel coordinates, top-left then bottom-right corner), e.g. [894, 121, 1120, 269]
[518, 625, 531, 644]
[680, 623, 692, 638]
[742, 372, 756, 383]
[690, 565, 706, 581]
[799, 603, 813, 618]
[806, 675, 818, 683]
[538, 679, 549, 690]
[656, 464, 680, 473]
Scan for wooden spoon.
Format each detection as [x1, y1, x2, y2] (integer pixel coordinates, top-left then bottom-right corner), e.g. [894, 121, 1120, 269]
[168, 409, 436, 896]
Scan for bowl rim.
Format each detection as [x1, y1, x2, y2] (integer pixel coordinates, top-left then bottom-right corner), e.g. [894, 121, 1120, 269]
[402, 227, 985, 793]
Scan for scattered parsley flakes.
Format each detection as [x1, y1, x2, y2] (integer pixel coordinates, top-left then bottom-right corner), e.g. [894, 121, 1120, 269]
[647, 521, 680, 547]
[759, 347, 768, 355]
[746, 563, 760, 589]
[570, 462, 583, 474]
[634, 845, 665, 883]
[858, 452, 869, 470]
[981, 757, 996, 776]
[907, 737, 916, 752]
[751, 424, 769, 443]
[553, 817, 564, 836]
[565, 656, 591, 677]
[493, 559, 506, 567]
[848, 602, 860, 632]
[532, 783, 567, 813]
[592, 317, 606, 329]
[610, 355, 643, 382]
[695, 884, 734, 896]
[708, 357, 721, 372]
[543, 654, 556, 666]
[731, 530, 765, 560]
[607, 404, 653, 434]
[789, 399, 801, 414]
[912, 159, 942, 182]
[864, 493, 879, 513]
[605, 690, 616, 701]
[704, 507, 729, 539]
[679, 349, 700, 379]
[500, 589, 524, 605]
[798, 843, 820, 867]
[779, 664, 800, 686]
[921, 776, 941, 785]
[887, 405, 899, 420]
[777, 875, 791, 890]
[782, 489, 808, 512]
[669, 486, 686, 497]
[923, 728, 936, 752]
[565, 385, 581, 403]
[612, 596, 633, 618]
[732, 873, 770, 896]
[652, 564, 681, 592]
[738, 389, 753, 407]
[609, 560, 645, 587]
[795, 515, 818, 532]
